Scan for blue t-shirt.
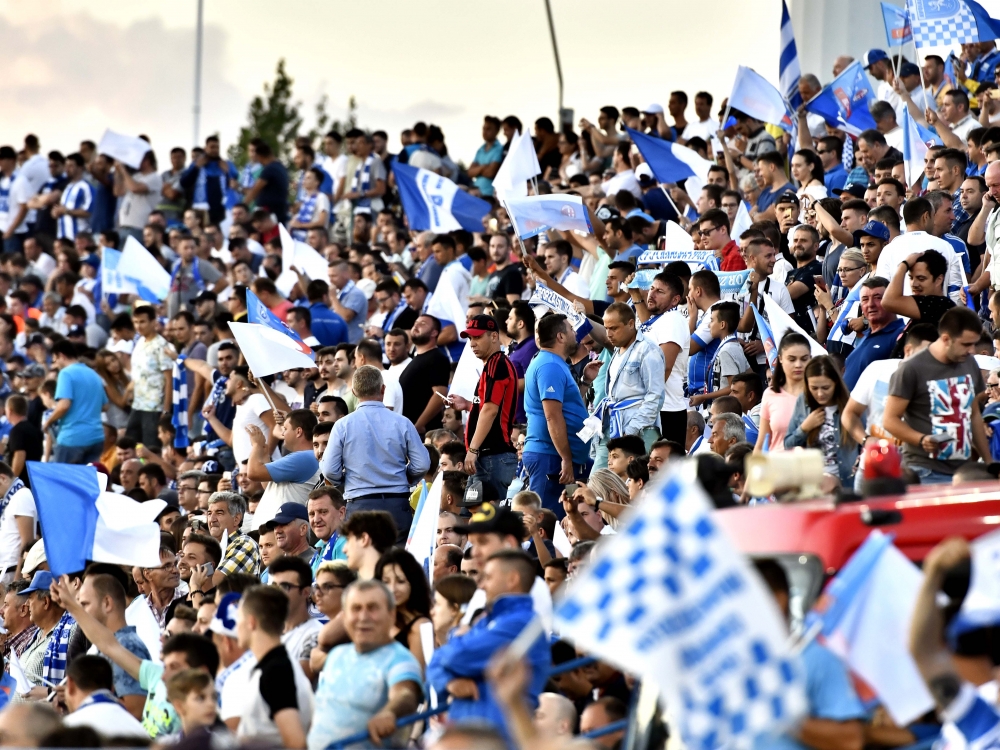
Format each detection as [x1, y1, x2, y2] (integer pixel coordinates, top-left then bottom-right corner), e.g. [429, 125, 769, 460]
[523, 351, 590, 464]
[307, 640, 422, 750]
[756, 182, 795, 213]
[267, 449, 320, 483]
[113, 625, 152, 698]
[842, 318, 906, 389]
[614, 244, 645, 263]
[824, 164, 848, 193]
[338, 282, 370, 344]
[472, 140, 504, 196]
[54, 362, 108, 447]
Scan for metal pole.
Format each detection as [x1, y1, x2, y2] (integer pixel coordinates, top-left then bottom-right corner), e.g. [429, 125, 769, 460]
[543, 0, 565, 122]
[193, 0, 204, 147]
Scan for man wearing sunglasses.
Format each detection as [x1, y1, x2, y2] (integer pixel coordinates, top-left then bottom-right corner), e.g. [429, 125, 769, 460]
[266, 555, 321, 681]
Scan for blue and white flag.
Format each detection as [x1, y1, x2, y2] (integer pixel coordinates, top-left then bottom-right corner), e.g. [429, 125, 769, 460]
[906, 0, 1000, 48]
[719, 270, 752, 299]
[751, 304, 779, 371]
[395, 162, 491, 234]
[627, 128, 714, 201]
[529, 282, 593, 341]
[780, 0, 803, 109]
[554, 462, 806, 749]
[761, 293, 828, 358]
[27, 462, 164, 576]
[948, 528, 1000, 640]
[804, 61, 879, 137]
[116, 236, 172, 302]
[882, 2, 913, 46]
[804, 531, 935, 725]
[637, 248, 714, 266]
[172, 354, 189, 450]
[406, 472, 442, 583]
[505, 194, 593, 239]
[627, 269, 660, 290]
[492, 130, 540, 201]
[246, 287, 313, 354]
[228, 321, 317, 378]
[100, 248, 138, 296]
[730, 200, 753, 242]
[900, 106, 943, 186]
[728, 66, 795, 132]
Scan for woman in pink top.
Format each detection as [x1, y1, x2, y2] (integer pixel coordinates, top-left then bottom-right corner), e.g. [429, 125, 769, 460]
[754, 332, 811, 452]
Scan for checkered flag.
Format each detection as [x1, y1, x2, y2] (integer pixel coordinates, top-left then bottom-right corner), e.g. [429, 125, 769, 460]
[553, 461, 806, 749]
[907, 0, 998, 47]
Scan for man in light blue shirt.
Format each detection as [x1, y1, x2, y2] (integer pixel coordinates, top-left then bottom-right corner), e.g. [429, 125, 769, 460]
[308, 579, 422, 750]
[45, 339, 107, 464]
[321, 366, 430, 543]
[468, 117, 504, 197]
[328, 260, 369, 344]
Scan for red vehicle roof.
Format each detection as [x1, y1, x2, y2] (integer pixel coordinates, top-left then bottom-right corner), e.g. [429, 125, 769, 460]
[714, 481, 1000, 575]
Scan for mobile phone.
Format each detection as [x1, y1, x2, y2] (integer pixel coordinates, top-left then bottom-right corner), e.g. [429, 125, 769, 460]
[563, 483, 580, 494]
[928, 434, 955, 444]
[202, 562, 215, 576]
[813, 275, 828, 292]
[222, 471, 232, 480]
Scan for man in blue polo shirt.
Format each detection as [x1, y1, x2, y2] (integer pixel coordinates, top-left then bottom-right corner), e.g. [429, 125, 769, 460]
[842, 277, 905, 389]
[468, 117, 504, 197]
[753, 151, 795, 216]
[817, 136, 848, 193]
[328, 261, 368, 344]
[521, 314, 592, 517]
[44, 339, 107, 464]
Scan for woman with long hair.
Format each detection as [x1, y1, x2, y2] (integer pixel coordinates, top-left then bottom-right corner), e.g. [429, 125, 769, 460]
[784, 355, 859, 486]
[573, 468, 631, 531]
[430, 574, 478, 647]
[374, 548, 432, 669]
[754, 332, 812, 453]
[95, 349, 132, 434]
[792, 149, 828, 218]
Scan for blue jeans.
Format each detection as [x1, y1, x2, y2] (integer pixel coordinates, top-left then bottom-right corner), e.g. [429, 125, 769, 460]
[909, 464, 955, 485]
[346, 493, 413, 544]
[521, 450, 593, 519]
[474, 452, 518, 504]
[53, 440, 105, 465]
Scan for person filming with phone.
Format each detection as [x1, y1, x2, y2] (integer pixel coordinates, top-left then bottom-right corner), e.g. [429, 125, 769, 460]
[883, 307, 992, 485]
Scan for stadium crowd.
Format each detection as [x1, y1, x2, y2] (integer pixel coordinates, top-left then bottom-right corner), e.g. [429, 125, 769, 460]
[1, 31, 1000, 750]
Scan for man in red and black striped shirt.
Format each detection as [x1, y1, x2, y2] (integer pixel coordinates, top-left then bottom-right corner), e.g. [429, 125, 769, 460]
[460, 314, 519, 501]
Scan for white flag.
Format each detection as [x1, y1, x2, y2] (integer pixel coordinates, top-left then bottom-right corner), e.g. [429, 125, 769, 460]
[449, 342, 484, 401]
[8, 649, 31, 694]
[117, 236, 172, 301]
[730, 200, 753, 242]
[228, 321, 317, 377]
[761, 292, 828, 358]
[97, 129, 152, 170]
[493, 130, 540, 200]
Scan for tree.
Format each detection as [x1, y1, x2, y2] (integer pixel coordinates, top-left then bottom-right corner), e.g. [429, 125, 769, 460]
[228, 59, 303, 167]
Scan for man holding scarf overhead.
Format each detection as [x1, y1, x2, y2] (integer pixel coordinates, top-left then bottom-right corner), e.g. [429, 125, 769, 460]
[167, 231, 224, 318]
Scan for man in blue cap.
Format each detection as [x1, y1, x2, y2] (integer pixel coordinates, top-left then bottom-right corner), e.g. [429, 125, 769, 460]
[270, 503, 314, 563]
[863, 48, 905, 122]
[19, 570, 75, 696]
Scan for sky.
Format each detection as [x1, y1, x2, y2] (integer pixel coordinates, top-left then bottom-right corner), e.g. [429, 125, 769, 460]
[0, 0, 784, 165]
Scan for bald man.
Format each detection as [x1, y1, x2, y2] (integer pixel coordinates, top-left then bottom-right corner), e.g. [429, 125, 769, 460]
[534, 692, 577, 738]
[0, 703, 62, 747]
[119, 459, 142, 493]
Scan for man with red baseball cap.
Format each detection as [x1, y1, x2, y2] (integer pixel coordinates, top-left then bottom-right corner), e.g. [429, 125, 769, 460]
[456, 314, 519, 500]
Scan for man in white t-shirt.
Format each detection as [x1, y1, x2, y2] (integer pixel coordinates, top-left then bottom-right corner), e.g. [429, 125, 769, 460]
[113, 152, 163, 240]
[204, 367, 277, 466]
[354, 339, 404, 414]
[63, 655, 148, 739]
[210, 592, 256, 732]
[737, 237, 796, 369]
[875, 197, 967, 303]
[842, 322, 936, 491]
[630, 271, 689, 446]
[0, 466, 36, 581]
[601, 143, 642, 200]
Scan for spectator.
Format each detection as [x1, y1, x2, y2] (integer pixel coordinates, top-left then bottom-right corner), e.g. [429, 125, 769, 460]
[308, 486, 348, 572]
[248, 409, 320, 529]
[841, 277, 905, 389]
[235, 585, 313, 747]
[165, 668, 220, 739]
[322, 367, 428, 541]
[883, 250, 957, 356]
[342, 511, 397, 580]
[20, 570, 75, 693]
[308, 579, 422, 750]
[140, 544, 184, 630]
[786, 224, 825, 335]
[62, 654, 147, 739]
[353, 337, 404, 414]
[433, 544, 464, 579]
[374, 548, 432, 668]
[127, 306, 174, 451]
[207, 492, 261, 583]
[43, 339, 107, 464]
[428, 550, 551, 741]
[398, 315, 451, 434]
[430, 574, 478, 646]
[581, 696, 629, 749]
[267, 556, 321, 677]
[312, 562, 356, 622]
[755, 333, 812, 454]
[1, 580, 38, 665]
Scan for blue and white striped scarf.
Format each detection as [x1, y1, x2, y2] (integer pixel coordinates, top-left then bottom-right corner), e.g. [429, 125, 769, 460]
[172, 353, 189, 449]
[0, 477, 24, 520]
[350, 156, 374, 207]
[42, 610, 75, 684]
[842, 136, 854, 171]
[292, 192, 319, 241]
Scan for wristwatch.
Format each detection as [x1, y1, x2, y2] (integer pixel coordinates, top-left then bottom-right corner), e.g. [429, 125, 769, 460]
[594, 496, 603, 510]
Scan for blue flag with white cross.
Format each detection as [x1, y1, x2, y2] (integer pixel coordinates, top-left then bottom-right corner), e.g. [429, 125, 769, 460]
[553, 462, 806, 749]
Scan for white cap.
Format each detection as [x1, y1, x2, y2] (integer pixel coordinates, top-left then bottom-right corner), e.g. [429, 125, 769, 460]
[642, 103, 664, 115]
[23, 539, 46, 577]
[109, 338, 135, 355]
[635, 163, 654, 181]
[975, 354, 1000, 371]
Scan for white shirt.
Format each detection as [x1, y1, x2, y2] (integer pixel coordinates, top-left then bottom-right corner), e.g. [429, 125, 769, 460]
[381, 372, 404, 414]
[64, 692, 148, 739]
[221, 653, 258, 721]
[602, 170, 643, 200]
[681, 119, 717, 143]
[232, 393, 274, 464]
[771, 256, 794, 286]
[646, 309, 690, 412]
[282, 618, 324, 664]
[387, 359, 412, 379]
[0, 487, 35, 570]
[874, 230, 967, 302]
[951, 113, 979, 142]
[877, 81, 907, 124]
[554, 267, 589, 299]
[884, 126, 904, 153]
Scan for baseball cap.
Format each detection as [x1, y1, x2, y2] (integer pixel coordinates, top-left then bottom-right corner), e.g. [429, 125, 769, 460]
[899, 61, 921, 78]
[853, 220, 890, 244]
[272, 502, 309, 526]
[22, 539, 46, 577]
[209, 593, 241, 638]
[461, 314, 499, 339]
[642, 103, 664, 115]
[82, 254, 101, 270]
[774, 192, 800, 207]
[634, 162, 655, 186]
[202, 460, 221, 474]
[595, 205, 621, 222]
[22, 570, 55, 595]
[20, 364, 45, 379]
[454, 503, 526, 540]
[862, 49, 890, 69]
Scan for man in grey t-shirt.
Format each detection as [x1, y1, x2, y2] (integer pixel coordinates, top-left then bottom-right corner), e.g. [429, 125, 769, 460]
[884, 307, 991, 484]
[168, 233, 223, 318]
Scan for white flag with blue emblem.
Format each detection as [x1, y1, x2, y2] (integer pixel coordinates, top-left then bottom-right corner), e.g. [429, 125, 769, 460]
[504, 194, 593, 239]
[553, 462, 806, 749]
[906, 0, 1000, 48]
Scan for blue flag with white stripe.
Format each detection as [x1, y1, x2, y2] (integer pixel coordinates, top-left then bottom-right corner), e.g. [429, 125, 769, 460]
[246, 288, 314, 355]
[780, 0, 803, 109]
[504, 194, 593, 239]
[554, 462, 806, 750]
[882, 2, 913, 46]
[906, 0, 1000, 48]
[752, 304, 778, 371]
[804, 60, 878, 136]
[394, 162, 491, 234]
[626, 128, 713, 189]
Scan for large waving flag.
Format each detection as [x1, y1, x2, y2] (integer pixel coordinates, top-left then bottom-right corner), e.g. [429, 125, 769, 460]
[246, 288, 313, 354]
[395, 162, 491, 234]
[627, 127, 713, 202]
[116, 236, 172, 302]
[493, 130, 540, 201]
[554, 461, 806, 749]
[779, 0, 803, 109]
[761, 293, 828, 358]
[504, 194, 593, 239]
[881, 2, 913, 47]
[906, 0, 1000, 47]
[803, 531, 935, 725]
[728, 66, 795, 131]
[228, 321, 316, 377]
[406, 472, 443, 583]
[804, 60, 878, 136]
[27, 462, 164, 576]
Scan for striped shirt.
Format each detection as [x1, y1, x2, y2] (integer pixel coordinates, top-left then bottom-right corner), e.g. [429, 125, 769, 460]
[57, 179, 93, 239]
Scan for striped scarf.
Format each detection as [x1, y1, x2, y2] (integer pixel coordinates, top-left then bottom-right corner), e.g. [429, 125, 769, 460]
[842, 136, 854, 171]
[0, 477, 24, 520]
[172, 353, 190, 449]
[292, 192, 318, 241]
[42, 611, 75, 684]
[350, 156, 374, 207]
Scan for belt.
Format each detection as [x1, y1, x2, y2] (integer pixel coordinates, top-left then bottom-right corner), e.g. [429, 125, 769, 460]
[349, 492, 411, 502]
